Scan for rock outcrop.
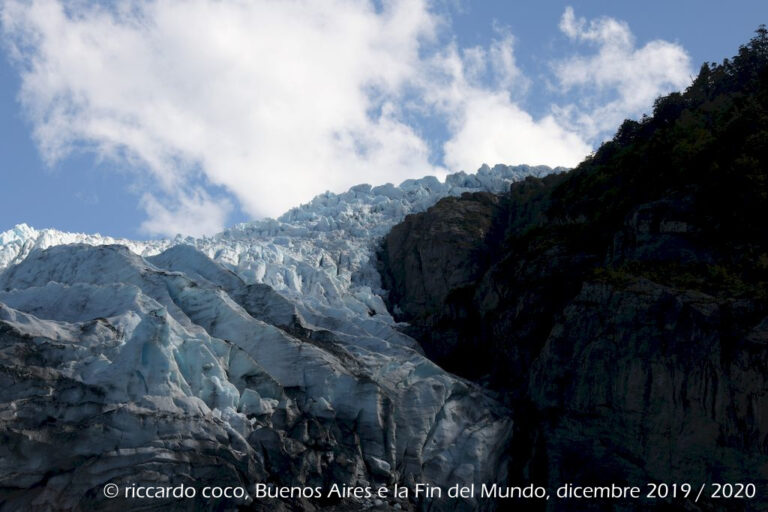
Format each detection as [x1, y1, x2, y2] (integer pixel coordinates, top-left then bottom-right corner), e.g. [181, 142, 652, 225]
[380, 175, 768, 512]
[379, 31, 768, 511]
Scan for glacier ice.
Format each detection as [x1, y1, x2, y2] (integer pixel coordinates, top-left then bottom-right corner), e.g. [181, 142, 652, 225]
[0, 164, 558, 511]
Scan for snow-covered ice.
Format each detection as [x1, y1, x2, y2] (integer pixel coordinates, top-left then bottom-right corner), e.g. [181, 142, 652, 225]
[0, 164, 558, 511]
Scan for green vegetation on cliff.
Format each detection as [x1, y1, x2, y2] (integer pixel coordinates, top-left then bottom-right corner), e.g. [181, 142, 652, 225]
[378, 29, 768, 510]
[500, 25, 768, 299]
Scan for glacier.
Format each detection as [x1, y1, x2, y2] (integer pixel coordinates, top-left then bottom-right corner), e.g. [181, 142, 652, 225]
[0, 164, 558, 511]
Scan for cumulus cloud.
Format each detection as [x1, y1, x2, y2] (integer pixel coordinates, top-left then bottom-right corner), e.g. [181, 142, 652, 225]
[0, 2, 693, 236]
[553, 6, 692, 139]
[443, 91, 591, 170]
[424, 40, 590, 170]
[140, 188, 232, 238]
[1, 0, 440, 234]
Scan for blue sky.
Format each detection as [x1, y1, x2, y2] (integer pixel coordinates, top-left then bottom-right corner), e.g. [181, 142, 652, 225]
[0, 0, 766, 239]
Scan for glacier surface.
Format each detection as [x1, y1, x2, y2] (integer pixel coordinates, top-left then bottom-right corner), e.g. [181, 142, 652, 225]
[0, 164, 557, 511]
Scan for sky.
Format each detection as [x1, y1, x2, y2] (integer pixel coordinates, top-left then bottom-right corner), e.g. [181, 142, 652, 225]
[0, 1, 766, 239]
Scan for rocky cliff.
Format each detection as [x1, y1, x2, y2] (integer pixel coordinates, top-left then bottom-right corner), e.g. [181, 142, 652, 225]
[379, 29, 768, 511]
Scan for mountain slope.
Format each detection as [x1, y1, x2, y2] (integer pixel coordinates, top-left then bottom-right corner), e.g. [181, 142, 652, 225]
[0, 164, 556, 511]
[379, 28, 768, 511]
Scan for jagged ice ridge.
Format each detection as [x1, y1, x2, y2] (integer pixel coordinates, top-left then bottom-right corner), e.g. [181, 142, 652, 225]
[0, 164, 558, 511]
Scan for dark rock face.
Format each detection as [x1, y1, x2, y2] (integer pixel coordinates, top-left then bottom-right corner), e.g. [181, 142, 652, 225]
[378, 31, 768, 510]
[378, 191, 503, 369]
[530, 280, 768, 507]
[379, 173, 594, 388]
[379, 184, 768, 511]
[381, 191, 501, 320]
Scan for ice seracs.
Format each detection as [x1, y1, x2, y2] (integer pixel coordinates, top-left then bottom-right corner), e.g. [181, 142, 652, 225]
[0, 164, 559, 510]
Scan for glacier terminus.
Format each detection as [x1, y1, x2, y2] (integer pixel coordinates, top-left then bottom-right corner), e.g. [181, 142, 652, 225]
[0, 164, 557, 511]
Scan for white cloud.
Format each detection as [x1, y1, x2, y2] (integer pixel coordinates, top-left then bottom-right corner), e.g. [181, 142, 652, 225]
[0, 2, 694, 236]
[140, 188, 232, 238]
[553, 6, 692, 138]
[443, 91, 591, 170]
[488, 31, 528, 94]
[424, 40, 590, 171]
[1, 0, 440, 235]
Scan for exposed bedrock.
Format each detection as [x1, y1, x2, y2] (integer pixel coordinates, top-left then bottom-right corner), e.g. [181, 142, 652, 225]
[379, 186, 768, 511]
